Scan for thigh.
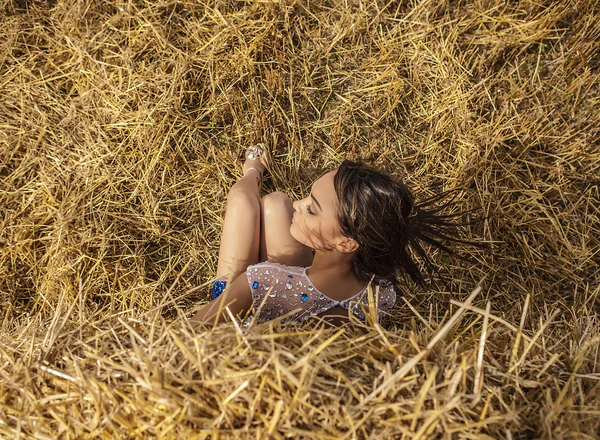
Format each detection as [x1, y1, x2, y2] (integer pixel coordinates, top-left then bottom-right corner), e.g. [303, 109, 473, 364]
[260, 192, 314, 267]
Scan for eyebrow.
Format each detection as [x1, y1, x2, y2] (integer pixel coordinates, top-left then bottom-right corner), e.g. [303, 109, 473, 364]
[310, 192, 322, 212]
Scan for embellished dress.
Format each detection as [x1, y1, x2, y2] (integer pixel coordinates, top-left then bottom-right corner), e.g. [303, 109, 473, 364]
[243, 261, 397, 325]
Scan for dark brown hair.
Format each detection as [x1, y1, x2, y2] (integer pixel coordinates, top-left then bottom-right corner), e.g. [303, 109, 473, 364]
[333, 160, 483, 287]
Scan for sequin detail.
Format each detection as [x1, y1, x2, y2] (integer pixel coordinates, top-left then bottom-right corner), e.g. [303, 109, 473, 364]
[252, 281, 259, 289]
[240, 314, 253, 327]
[301, 293, 308, 302]
[211, 280, 227, 301]
[285, 281, 292, 289]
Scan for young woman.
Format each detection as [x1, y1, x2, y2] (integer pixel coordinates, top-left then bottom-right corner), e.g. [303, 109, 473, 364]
[191, 144, 478, 328]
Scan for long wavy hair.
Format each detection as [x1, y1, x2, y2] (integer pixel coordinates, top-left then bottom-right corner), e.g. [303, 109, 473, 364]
[333, 160, 484, 287]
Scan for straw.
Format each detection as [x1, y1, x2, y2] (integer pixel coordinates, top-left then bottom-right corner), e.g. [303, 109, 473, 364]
[1, 0, 599, 437]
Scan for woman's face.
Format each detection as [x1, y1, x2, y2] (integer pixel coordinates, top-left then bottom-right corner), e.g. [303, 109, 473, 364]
[290, 170, 347, 251]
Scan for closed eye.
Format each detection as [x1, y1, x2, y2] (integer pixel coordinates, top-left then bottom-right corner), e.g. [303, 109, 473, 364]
[307, 205, 315, 215]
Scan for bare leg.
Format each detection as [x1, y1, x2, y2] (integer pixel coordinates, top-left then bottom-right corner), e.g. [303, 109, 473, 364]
[215, 157, 266, 281]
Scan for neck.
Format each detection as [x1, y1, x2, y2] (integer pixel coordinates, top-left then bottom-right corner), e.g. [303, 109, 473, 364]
[308, 248, 354, 276]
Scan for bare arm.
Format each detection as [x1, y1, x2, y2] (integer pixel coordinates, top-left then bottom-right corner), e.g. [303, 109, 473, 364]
[190, 272, 253, 328]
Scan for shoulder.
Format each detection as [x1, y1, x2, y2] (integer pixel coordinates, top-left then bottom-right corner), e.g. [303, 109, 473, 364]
[339, 281, 397, 323]
[374, 282, 397, 308]
[353, 281, 397, 307]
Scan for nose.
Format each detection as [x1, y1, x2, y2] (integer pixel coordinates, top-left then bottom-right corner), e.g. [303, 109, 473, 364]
[292, 199, 300, 211]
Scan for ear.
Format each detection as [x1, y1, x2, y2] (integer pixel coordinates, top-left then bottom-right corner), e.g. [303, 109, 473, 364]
[336, 236, 360, 254]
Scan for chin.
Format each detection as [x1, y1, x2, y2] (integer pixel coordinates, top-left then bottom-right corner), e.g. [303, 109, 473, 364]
[290, 223, 309, 247]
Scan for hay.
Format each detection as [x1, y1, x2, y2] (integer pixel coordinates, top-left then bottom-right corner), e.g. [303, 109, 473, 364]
[1, 0, 599, 437]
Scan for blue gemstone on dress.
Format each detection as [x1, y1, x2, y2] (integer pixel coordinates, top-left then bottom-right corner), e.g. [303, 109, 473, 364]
[288, 274, 293, 278]
[211, 280, 227, 300]
[252, 281, 259, 289]
[301, 293, 308, 302]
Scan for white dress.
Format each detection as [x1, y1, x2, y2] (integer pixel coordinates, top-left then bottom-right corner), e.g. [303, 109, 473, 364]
[245, 261, 397, 325]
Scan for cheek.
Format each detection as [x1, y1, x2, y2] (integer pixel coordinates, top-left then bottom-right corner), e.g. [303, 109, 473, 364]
[320, 219, 341, 242]
[292, 216, 333, 244]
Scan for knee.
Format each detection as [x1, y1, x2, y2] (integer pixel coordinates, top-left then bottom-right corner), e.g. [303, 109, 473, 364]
[260, 191, 292, 217]
[227, 187, 260, 214]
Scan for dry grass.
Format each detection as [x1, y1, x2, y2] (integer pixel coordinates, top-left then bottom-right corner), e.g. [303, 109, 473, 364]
[1, 0, 599, 438]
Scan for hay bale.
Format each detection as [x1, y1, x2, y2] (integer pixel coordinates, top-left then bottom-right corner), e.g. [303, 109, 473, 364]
[1, 0, 598, 437]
